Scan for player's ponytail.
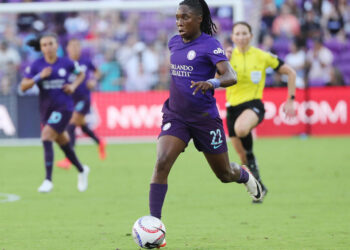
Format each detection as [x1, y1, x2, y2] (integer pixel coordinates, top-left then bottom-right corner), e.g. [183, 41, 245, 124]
[180, 0, 217, 36]
[26, 33, 58, 52]
[26, 37, 41, 52]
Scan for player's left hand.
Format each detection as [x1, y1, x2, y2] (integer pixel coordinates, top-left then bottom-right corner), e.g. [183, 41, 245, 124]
[283, 99, 296, 118]
[190, 80, 213, 95]
[62, 84, 76, 95]
[87, 79, 97, 90]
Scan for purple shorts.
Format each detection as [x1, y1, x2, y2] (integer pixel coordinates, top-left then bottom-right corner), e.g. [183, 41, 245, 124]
[73, 95, 91, 115]
[159, 114, 228, 154]
[41, 109, 72, 134]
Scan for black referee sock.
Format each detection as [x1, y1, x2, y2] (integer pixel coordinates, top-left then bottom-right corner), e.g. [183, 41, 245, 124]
[240, 132, 253, 152]
[240, 133, 261, 181]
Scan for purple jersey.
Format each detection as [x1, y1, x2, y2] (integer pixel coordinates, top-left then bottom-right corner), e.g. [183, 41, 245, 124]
[71, 57, 96, 99]
[24, 57, 80, 113]
[162, 33, 227, 122]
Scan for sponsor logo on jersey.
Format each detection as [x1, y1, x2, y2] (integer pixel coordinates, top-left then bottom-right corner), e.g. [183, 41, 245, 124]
[42, 79, 65, 89]
[170, 64, 193, 77]
[213, 48, 225, 55]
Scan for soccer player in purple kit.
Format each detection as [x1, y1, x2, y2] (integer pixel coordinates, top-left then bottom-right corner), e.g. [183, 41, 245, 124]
[148, 1, 263, 246]
[20, 33, 90, 193]
[56, 38, 106, 169]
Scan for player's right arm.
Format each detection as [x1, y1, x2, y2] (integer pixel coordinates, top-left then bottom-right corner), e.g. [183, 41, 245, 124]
[20, 66, 52, 92]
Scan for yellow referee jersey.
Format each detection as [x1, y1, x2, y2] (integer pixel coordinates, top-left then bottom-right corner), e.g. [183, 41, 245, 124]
[226, 46, 281, 106]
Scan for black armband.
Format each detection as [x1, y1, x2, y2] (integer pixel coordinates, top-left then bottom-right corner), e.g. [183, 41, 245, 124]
[274, 58, 284, 71]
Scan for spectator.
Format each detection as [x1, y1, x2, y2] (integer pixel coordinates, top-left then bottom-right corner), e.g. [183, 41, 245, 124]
[300, 10, 321, 40]
[325, 5, 344, 37]
[285, 39, 306, 88]
[123, 42, 159, 92]
[272, 3, 300, 37]
[306, 37, 334, 86]
[0, 40, 20, 95]
[99, 50, 122, 92]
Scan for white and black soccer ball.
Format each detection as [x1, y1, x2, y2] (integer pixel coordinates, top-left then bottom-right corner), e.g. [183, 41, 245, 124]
[132, 215, 166, 249]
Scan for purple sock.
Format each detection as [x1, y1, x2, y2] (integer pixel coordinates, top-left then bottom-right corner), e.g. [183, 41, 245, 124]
[43, 141, 54, 181]
[60, 143, 84, 172]
[149, 183, 168, 219]
[237, 166, 249, 183]
[67, 124, 76, 148]
[81, 125, 100, 144]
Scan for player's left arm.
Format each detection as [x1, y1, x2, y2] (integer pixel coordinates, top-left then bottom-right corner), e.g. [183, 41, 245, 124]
[87, 69, 101, 90]
[278, 63, 297, 118]
[191, 61, 237, 95]
[63, 61, 85, 94]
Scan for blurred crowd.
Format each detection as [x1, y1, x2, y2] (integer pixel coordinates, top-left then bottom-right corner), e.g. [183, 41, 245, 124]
[0, 0, 349, 96]
[259, 0, 350, 88]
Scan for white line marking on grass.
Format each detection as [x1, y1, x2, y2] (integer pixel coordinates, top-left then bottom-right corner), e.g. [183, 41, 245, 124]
[0, 193, 21, 203]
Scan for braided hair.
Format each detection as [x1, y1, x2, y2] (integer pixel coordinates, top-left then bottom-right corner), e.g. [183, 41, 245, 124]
[179, 0, 217, 36]
[26, 33, 58, 52]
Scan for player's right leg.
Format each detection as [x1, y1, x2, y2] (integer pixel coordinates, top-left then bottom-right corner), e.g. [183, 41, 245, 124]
[38, 125, 59, 193]
[150, 135, 187, 219]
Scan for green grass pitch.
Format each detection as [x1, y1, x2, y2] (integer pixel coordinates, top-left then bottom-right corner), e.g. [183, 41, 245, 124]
[0, 137, 349, 249]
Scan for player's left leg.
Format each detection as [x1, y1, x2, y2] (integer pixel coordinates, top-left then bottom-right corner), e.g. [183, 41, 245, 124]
[75, 98, 106, 160]
[56, 131, 90, 192]
[80, 122, 106, 160]
[204, 152, 263, 201]
[191, 116, 263, 201]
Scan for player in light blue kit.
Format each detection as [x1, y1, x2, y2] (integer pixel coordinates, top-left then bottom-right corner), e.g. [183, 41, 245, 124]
[56, 38, 106, 169]
[148, 1, 264, 246]
[20, 33, 90, 193]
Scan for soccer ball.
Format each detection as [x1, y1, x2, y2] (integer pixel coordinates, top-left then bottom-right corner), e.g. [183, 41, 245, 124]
[132, 215, 166, 249]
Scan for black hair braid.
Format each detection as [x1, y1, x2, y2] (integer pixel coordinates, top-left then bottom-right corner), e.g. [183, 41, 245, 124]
[26, 38, 41, 52]
[26, 33, 58, 52]
[180, 0, 217, 36]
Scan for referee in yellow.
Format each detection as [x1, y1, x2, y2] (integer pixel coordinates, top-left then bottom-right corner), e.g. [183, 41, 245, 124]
[225, 22, 296, 203]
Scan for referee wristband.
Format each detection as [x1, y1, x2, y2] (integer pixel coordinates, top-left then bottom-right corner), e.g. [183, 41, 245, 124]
[207, 78, 221, 89]
[32, 73, 42, 83]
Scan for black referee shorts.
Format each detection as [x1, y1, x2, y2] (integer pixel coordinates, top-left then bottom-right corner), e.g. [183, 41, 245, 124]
[226, 99, 265, 137]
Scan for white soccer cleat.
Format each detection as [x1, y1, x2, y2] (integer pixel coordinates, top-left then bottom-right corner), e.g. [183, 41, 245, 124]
[242, 166, 264, 201]
[38, 179, 53, 193]
[78, 165, 90, 192]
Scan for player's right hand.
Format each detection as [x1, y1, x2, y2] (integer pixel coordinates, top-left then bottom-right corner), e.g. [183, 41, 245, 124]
[40, 67, 52, 79]
[190, 80, 213, 95]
